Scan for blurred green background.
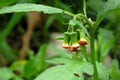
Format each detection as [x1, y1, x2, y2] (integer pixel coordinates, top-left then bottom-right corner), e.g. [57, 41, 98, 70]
[0, 0, 120, 80]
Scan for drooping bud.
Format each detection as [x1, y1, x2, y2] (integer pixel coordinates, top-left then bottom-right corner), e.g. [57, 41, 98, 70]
[70, 32, 80, 49]
[69, 47, 78, 52]
[62, 32, 70, 49]
[78, 30, 88, 45]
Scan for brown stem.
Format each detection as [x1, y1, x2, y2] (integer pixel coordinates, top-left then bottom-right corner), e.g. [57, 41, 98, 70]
[19, 12, 40, 60]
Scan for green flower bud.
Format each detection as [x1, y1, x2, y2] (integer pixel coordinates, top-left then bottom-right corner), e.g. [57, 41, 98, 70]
[78, 30, 88, 45]
[62, 32, 70, 49]
[70, 32, 80, 48]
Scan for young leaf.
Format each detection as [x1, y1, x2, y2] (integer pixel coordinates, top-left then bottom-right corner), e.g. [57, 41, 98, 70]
[35, 58, 93, 80]
[0, 3, 63, 14]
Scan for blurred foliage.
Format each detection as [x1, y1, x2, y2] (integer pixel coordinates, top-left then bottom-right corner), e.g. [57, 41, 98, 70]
[35, 58, 94, 80]
[0, 67, 22, 80]
[0, 0, 120, 80]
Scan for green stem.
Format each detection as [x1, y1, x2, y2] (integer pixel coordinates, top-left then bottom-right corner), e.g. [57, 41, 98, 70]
[74, 14, 95, 31]
[97, 40, 101, 62]
[80, 14, 95, 30]
[83, 0, 87, 17]
[90, 32, 99, 80]
[64, 11, 75, 17]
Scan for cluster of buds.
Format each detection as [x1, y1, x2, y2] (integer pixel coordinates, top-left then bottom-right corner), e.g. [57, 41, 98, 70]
[62, 29, 88, 52]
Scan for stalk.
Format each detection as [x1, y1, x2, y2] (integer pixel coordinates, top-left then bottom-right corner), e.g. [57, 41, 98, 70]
[90, 32, 99, 80]
[64, 11, 75, 17]
[79, 14, 99, 79]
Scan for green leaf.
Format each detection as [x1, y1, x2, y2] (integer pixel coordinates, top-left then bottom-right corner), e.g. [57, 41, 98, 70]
[0, 68, 22, 80]
[112, 59, 119, 69]
[44, 15, 56, 31]
[48, 44, 72, 58]
[9, 60, 26, 74]
[0, 0, 36, 40]
[0, 40, 16, 61]
[0, 0, 17, 8]
[26, 49, 35, 60]
[35, 58, 93, 80]
[69, 19, 80, 26]
[46, 57, 74, 64]
[96, 0, 120, 26]
[23, 44, 47, 80]
[87, 0, 105, 12]
[110, 59, 120, 80]
[0, 68, 14, 80]
[110, 66, 120, 80]
[0, 3, 63, 14]
[0, 13, 23, 40]
[96, 62, 109, 80]
[98, 28, 115, 60]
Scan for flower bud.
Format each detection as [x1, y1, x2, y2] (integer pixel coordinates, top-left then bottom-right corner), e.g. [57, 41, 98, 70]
[79, 38, 87, 45]
[70, 32, 80, 48]
[69, 47, 78, 52]
[78, 30, 88, 45]
[62, 32, 70, 49]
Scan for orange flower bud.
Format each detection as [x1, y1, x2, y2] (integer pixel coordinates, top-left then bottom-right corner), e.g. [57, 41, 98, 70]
[62, 43, 70, 49]
[69, 47, 78, 52]
[78, 38, 88, 45]
[78, 29, 88, 46]
[71, 43, 80, 48]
